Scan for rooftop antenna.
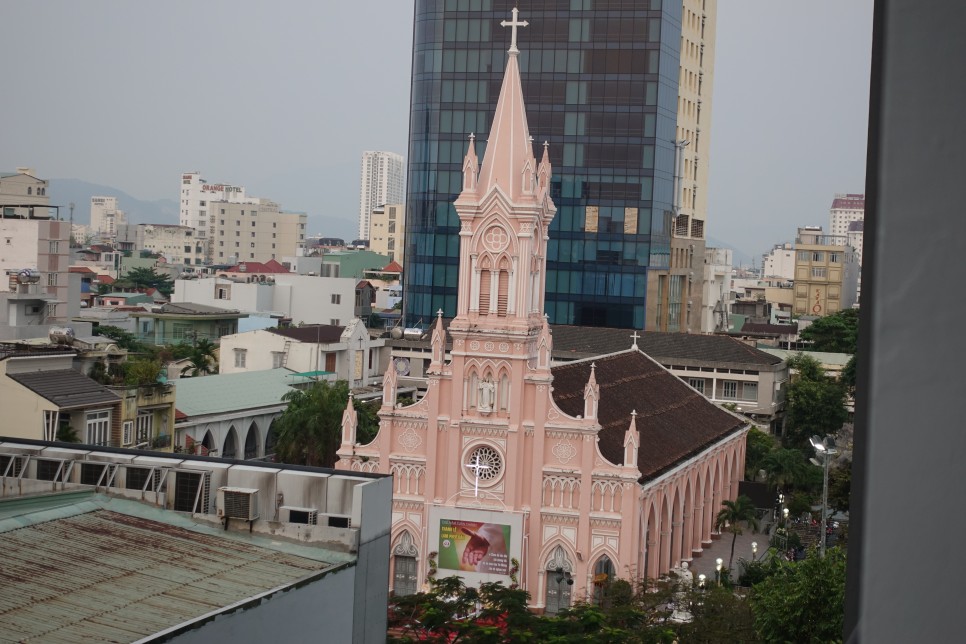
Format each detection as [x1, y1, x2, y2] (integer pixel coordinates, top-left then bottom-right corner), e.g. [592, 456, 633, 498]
[69, 202, 75, 247]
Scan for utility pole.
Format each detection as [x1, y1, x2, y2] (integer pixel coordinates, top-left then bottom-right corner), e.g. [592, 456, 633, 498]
[69, 202, 75, 247]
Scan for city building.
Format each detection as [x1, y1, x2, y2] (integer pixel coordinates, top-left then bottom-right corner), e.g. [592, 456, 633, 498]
[89, 196, 127, 240]
[403, 2, 716, 331]
[116, 223, 206, 266]
[1, 168, 73, 320]
[0, 439, 391, 643]
[219, 321, 386, 386]
[338, 25, 746, 609]
[213, 199, 306, 264]
[368, 203, 405, 264]
[132, 302, 247, 345]
[829, 192, 864, 237]
[792, 226, 860, 315]
[0, 345, 122, 444]
[359, 151, 405, 240]
[701, 247, 732, 333]
[762, 243, 796, 281]
[174, 274, 356, 327]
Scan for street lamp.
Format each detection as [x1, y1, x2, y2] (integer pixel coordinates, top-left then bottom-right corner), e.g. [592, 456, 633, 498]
[698, 573, 706, 589]
[752, 541, 758, 561]
[809, 435, 839, 557]
[715, 557, 723, 586]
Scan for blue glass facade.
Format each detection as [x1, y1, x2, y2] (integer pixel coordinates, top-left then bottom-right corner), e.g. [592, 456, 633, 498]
[404, 0, 682, 328]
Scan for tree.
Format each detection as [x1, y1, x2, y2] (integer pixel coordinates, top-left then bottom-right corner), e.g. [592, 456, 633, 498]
[123, 266, 175, 296]
[750, 548, 847, 642]
[783, 354, 848, 450]
[841, 353, 857, 394]
[676, 585, 758, 643]
[827, 459, 852, 514]
[744, 428, 778, 480]
[125, 358, 163, 386]
[96, 324, 146, 353]
[273, 380, 360, 468]
[799, 309, 859, 354]
[760, 447, 812, 491]
[715, 495, 760, 569]
[180, 338, 217, 377]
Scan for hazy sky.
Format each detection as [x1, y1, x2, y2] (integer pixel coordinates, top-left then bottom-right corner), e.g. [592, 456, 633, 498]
[1, 1, 872, 260]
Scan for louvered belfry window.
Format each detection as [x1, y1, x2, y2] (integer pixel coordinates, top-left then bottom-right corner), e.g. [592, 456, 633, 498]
[497, 270, 509, 317]
[479, 269, 491, 315]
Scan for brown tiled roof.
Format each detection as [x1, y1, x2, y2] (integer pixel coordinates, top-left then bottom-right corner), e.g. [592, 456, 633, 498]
[382, 261, 403, 273]
[551, 350, 744, 481]
[550, 326, 782, 367]
[270, 325, 345, 344]
[8, 370, 120, 409]
[738, 322, 799, 337]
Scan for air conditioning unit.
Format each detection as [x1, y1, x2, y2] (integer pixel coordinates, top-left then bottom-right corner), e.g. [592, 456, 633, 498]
[323, 513, 352, 529]
[280, 506, 318, 525]
[217, 487, 259, 521]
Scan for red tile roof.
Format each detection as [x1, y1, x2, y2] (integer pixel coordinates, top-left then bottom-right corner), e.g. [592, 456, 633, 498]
[382, 261, 403, 273]
[69, 266, 96, 273]
[551, 350, 744, 481]
[830, 194, 865, 210]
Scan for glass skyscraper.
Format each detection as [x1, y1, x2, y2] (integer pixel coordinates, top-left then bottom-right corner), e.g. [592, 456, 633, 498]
[404, 0, 695, 329]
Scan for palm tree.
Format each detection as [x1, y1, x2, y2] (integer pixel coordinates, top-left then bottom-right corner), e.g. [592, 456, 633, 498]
[715, 495, 760, 569]
[761, 448, 811, 492]
[180, 338, 217, 377]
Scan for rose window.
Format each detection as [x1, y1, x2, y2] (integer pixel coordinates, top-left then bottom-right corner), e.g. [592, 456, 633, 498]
[466, 445, 503, 482]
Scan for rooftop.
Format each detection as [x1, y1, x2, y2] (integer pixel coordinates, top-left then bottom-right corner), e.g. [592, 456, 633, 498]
[550, 326, 784, 367]
[270, 324, 346, 344]
[7, 369, 120, 409]
[0, 495, 340, 643]
[551, 349, 746, 481]
[174, 368, 311, 418]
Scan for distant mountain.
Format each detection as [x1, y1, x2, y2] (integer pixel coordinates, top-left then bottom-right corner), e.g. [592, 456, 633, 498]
[47, 179, 179, 226]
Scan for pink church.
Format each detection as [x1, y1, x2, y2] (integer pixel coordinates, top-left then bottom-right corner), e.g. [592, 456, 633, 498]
[337, 11, 748, 613]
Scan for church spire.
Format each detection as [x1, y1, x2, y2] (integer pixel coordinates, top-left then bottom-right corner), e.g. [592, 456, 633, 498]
[476, 8, 536, 202]
[429, 309, 446, 371]
[462, 133, 479, 193]
[340, 393, 358, 452]
[623, 410, 640, 469]
[583, 362, 600, 420]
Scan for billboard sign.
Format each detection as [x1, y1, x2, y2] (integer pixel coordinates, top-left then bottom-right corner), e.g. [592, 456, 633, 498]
[438, 519, 511, 575]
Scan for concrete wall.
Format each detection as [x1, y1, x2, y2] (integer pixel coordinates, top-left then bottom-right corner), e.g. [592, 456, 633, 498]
[167, 563, 358, 644]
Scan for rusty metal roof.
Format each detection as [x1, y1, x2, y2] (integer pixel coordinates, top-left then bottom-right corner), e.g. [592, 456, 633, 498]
[0, 504, 337, 642]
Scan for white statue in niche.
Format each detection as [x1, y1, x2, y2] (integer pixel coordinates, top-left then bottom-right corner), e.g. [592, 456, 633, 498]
[479, 377, 496, 413]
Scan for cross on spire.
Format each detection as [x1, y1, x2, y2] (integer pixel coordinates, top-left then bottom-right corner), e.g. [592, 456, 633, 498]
[630, 331, 640, 349]
[501, 7, 529, 54]
[465, 452, 492, 498]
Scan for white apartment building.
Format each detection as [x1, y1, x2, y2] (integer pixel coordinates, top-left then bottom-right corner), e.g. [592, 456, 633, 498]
[701, 247, 732, 333]
[179, 171, 257, 260]
[89, 196, 127, 239]
[762, 243, 796, 281]
[829, 193, 865, 237]
[212, 199, 306, 264]
[115, 223, 206, 266]
[368, 203, 405, 264]
[1, 169, 73, 320]
[358, 151, 405, 240]
[174, 274, 356, 326]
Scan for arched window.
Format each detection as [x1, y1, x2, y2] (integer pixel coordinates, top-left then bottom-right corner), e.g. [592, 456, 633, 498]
[499, 374, 510, 412]
[393, 532, 419, 596]
[592, 555, 615, 606]
[222, 427, 238, 460]
[545, 546, 574, 615]
[479, 269, 491, 315]
[244, 422, 259, 460]
[496, 270, 509, 316]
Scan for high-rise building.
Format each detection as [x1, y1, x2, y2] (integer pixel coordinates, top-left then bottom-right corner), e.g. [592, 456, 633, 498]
[792, 226, 860, 315]
[403, 1, 715, 330]
[829, 193, 865, 237]
[212, 199, 306, 264]
[358, 151, 405, 241]
[179, 172, 258, 261]
[368, 204, 406, 264]
[89, 196, 127, 240]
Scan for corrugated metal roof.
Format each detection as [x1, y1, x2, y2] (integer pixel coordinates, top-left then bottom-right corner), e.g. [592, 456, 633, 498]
[7, 370, 121, 409]
[173, 368, 310, 417]
[0, 508, 334, 642]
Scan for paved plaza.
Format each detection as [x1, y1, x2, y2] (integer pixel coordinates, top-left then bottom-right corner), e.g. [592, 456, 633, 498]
[686, 528, 766, 581]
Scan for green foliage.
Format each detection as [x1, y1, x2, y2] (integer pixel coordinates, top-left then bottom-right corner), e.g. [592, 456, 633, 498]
[787, 491, 815, 518]
[737, 555, 783, 588]
[273, 380, 356, 468]
[367, 312, 384, 329]
[744, 428, 777, 480]
[760, 448, 812, 490]
[125, 358, 164, 386]
[784, 354, 848, 450]
[841, 354, 857, 393]
[180, 338, 217, 377]
[96, 325, 146, 353]
[88, 361, 112, 385]
[828, 459, 852, 514]
[799, 309, 859, 354]
[676, 585, 758, 643]
[354, 398, 380, 445]
[56, 421, 80, 443]
[123, 266, 175, 296]
[715, 495, 760, 569]
[750, 548, 847, 643]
